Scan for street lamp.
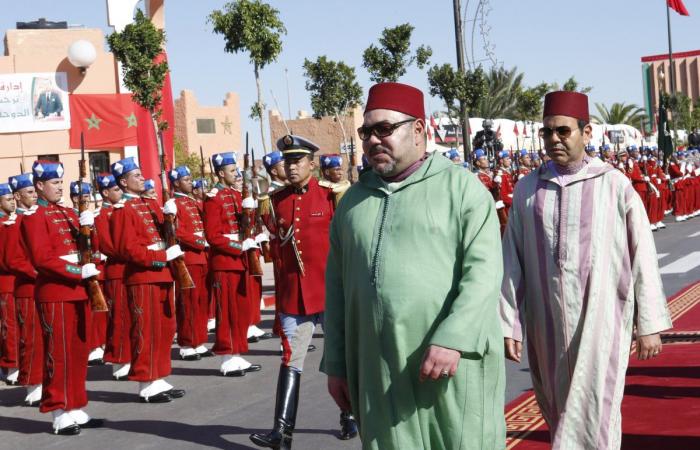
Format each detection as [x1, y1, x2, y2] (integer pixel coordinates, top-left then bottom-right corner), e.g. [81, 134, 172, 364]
[67, 40, 97, 75]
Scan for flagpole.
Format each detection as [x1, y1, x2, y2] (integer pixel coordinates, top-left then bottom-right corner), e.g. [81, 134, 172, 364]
[665, 1, 676, 96]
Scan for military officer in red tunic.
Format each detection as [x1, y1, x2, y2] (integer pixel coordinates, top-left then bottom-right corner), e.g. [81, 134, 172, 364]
[516, 149, 533, 181]
[22, 160, 104, 434]
[110, 157, 185, 403]
[0, 182, 19, 387]
[204, 152, 262, 376]
[3, 173, 41, 405]
[250, 135, 358, 450]
[169, 165, 213, 360]
[94, 173, 131, 380]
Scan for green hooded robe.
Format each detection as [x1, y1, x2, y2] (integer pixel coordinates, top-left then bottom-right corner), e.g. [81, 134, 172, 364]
[323, 152, 506, 450]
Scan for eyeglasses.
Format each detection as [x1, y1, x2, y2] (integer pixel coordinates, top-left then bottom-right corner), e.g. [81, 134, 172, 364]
[357, 119, 416, 141]
[539, 126, 579, 139]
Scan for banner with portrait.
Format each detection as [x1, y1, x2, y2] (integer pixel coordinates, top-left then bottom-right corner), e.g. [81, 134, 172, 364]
[0, 72, 71, 133]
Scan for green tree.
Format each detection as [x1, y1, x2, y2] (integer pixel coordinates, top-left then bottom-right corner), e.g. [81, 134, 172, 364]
[173, 138, 206, 180]
[472, 66, 525, 119]
[362, 23, 432, 83]
[670, 92, 692, 131]
[208, 0, 286, 152]
[691, 98, 700, 131]
[514, 82, 550, 121]
[302, 56, 363, 143]
[552, 76, 593, 94]
[591, 102, 646, 126]
[427, 63, 487, 120]
[107, 9, 168, 131]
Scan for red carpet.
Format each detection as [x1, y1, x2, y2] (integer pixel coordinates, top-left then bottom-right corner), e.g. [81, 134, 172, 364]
[505, 281, 700, 449]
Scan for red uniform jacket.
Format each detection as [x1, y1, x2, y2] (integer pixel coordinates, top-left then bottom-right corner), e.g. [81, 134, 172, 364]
[174, 193, 207, 266]
[110, 193, 172, 286]
[0, 212, 17, 294]
[20, 199, 96, 302]
[95, 202, 126, 280]
[630, 160, 648, 193]
[203, 184, 245, 272]
[477, 170, 494, 191]
[494, 167, 514, 207]
[2, 210, 37, 298]
[262, 177, 334, 316]
[516, 167, 531, 182]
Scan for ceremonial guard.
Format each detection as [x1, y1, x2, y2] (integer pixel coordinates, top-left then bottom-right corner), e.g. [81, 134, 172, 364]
[110, 157, 185, 402]
[516, 149, 533, 180]
[263, 150, 288, 190]
[94, 173, 131, 380]
[474, 148, 495, 190]
[70, 181, 107, 366]
[170, 165, 212, 360]
[493, 150, 514, 233]
[442, 148, 462, 164]
[3, 173, 41, 405]
[21, 160, 103, 434]
[142, 179, 157, 199]
[0, 182, 18, 386]
[192, 178, 208, 204]
[203, 152, 262, 376]
[250, 135, 358, 450]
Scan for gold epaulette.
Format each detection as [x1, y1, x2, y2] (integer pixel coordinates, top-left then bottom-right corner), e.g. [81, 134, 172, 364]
[319, 179, 351, 206]
[258, 185, 286, 216]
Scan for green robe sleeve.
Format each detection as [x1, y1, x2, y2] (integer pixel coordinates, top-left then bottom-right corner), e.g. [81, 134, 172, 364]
[428, 179, 504, 357]
[321, 213, 347, 377]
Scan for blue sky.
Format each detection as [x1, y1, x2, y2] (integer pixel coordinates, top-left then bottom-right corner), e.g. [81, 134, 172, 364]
[2, 0, 698, 152]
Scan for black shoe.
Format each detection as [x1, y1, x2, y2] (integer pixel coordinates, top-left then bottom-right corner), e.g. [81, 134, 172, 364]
[139, 392, 172, 403]
[338, 411, 359, 440]
[249, 365, 300, 449]
[222, 369, 246, 377]
[87, 359, 105, 367]
[244, 364, 262, 373]
[307, 344, 316, 352]
[166, 389, 186, 399]
[181, 353, 202, 361]
[5, 380, 19, 386]
[112, 375, 127, 381]
[54, 424, 81, 435]
[258, 332, 274, 340]
[79, 418, 105, 429]
[198, 350, 215, 358]
[25, 400, 39, 407]
[247, 336, 260, 343]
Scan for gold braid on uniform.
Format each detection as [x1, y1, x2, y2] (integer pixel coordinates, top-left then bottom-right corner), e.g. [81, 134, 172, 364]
[319, 179, 351, 207]
[257, 193, 272, 216]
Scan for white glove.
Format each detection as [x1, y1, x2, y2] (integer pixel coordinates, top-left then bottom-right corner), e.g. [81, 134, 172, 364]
[241, 238, 259, 252]
[494, 175, 502, 184]
[495, 200, 505, 209]
[665, 174, 671, 180]
[165, 244, 184, 261]
[643, 176, 650, 182]
[163, 199, 177, 216]
[254, 233, 269, 244]
[241, 197, 258, 209]
[642, 156, 648, 162]
[628, 160, 634, 168]
[81, 263, 100, 279]
[79, 210, 94, 227]
[617, 162, 624, 169]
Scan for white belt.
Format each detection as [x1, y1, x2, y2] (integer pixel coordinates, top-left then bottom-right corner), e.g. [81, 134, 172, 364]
[59, 254, 79, 264]
[147, 242, 167, 251]
[223, 233, 239, 241]
[194, 231, 204, 238]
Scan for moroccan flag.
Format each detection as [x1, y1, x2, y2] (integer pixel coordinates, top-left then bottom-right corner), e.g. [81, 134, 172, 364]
[523, 125, 528, 137]
[135, 52, 176, 203]
[668, 0, 690, 16]
[69, 94, 139, 149]
[657, 99, 673, 161]
[513, 122, 519, 136]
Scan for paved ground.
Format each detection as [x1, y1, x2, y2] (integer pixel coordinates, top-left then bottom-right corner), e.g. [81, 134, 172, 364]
[0, 216, 698, 449]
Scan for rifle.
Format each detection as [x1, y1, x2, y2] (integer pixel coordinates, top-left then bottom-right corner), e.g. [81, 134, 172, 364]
[199, 145, 206, 184]
[491, 170, 508, 232]
[348, 136, 356, 184]
[157, 131, 195, 289]
[78, 132, 108, 312]
[241, 132, 264, 276]
[250, 146, 272, 263]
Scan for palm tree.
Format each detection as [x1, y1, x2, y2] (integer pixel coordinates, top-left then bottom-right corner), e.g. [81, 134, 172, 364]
[471, 66, 524, 119]
[591, 102, 646, 126]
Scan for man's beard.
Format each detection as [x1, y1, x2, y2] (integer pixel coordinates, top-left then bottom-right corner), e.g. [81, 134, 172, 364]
[369, 145, 397, 176]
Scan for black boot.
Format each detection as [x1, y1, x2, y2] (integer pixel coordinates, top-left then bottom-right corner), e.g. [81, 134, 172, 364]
[249, 365, 300, 449]
[338, 411, 358, 440]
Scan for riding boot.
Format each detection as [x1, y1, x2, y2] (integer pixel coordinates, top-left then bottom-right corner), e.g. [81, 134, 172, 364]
[249, 365, 300, 449]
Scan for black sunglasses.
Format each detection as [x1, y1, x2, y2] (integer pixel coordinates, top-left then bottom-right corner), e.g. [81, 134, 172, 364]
[539, 126, 578, 139]
[357, 119, 416, 141]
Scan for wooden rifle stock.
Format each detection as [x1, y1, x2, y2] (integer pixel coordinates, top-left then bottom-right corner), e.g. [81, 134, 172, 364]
[78, 132, 108, 312]
[250, 146, 272, 263]
[157, 131, 194, 289]
[242, 134, 264, 275]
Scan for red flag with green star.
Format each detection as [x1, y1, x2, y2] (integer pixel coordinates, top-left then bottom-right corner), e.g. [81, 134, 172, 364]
[69, 94, 139, 149]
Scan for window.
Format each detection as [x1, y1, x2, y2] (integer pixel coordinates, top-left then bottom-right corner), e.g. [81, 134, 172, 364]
[197, 118, 216, 134]
[37, 154, 59, 162]
[89, 152, 110, 180]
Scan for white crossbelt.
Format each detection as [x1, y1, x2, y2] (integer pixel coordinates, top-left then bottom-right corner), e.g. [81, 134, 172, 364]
[147, 242, 167, 251]
[223, 233, 239, 241]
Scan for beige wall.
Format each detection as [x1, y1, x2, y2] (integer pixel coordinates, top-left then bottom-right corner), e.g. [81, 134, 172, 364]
[269, 106, 364, 179]
[647, 54, 700, 117]
[0, 28, 121, 201]
[173, 89, 241, 174]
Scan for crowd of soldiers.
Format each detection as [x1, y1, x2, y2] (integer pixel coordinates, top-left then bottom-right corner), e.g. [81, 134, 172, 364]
[439, 123, 700, 234]
[0, 135, 358, 447]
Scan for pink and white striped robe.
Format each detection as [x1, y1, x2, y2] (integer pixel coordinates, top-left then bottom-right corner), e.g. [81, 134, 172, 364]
[500, 157, 672, 450]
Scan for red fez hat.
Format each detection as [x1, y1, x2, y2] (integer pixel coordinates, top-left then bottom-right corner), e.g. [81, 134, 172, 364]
[364, 82, 425, 120]
[543, 91, 589, 122]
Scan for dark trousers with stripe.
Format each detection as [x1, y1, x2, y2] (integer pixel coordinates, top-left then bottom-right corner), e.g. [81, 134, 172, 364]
[211, 271, 249, 355]
[176, 264, 209, 348]
[104, 278, 131, 364]
[16, 296, 43, 386]
[127, 283, 175, 382]
[38, 300, 89, 413]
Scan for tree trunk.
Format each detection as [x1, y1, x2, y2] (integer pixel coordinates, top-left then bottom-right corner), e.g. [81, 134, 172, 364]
[254, 63, 268, 153]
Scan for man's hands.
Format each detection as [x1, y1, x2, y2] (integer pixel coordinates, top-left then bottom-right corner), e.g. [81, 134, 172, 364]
[419, 345, 460, 382]
[636, 333, 662, 360]
[327, 376, 352, 411]
[504, 338, 523, 363]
